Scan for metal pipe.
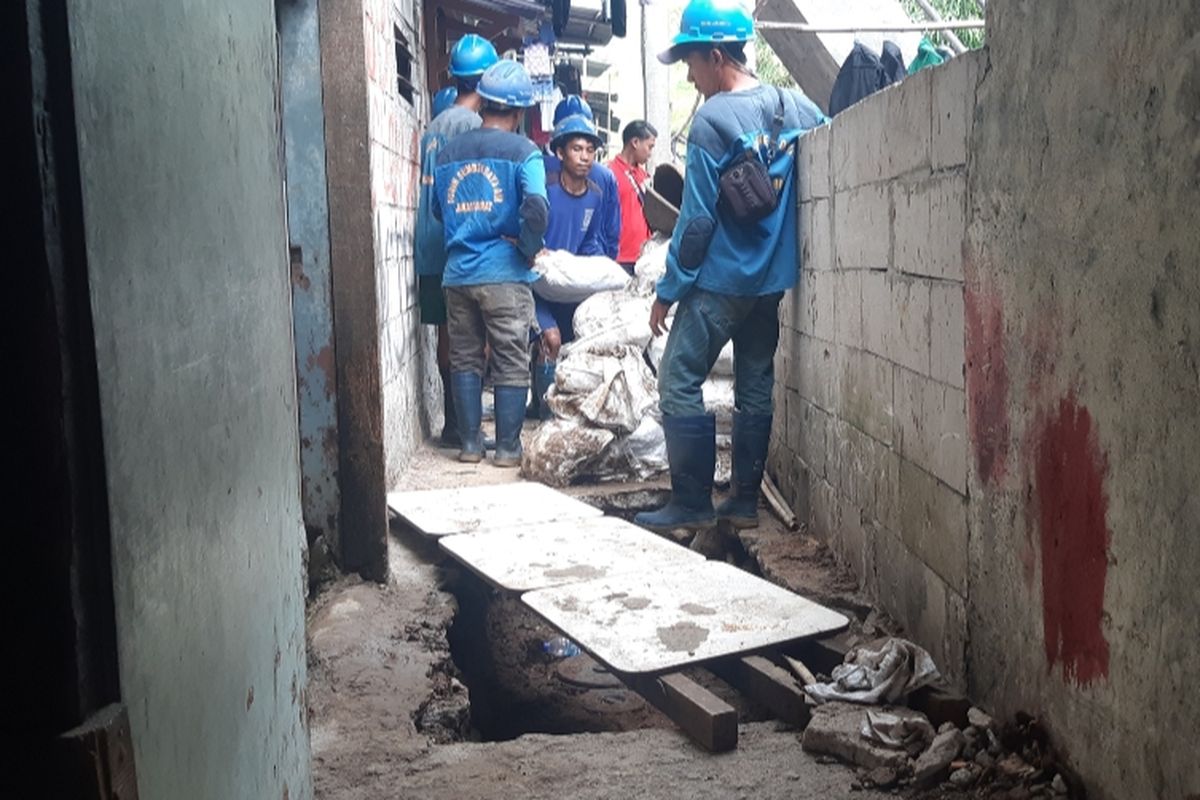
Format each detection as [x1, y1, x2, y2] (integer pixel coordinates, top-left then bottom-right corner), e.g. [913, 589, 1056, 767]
[756, 19, 985, 32]
[913, 0, 968, 54]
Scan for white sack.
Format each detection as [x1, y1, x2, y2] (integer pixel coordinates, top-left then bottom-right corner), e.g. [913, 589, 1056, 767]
[631, 237, 669, 296]
[520, 419, 615, 487]
[703, 376, 736, 418]
[533, 250, 630, 304]
[591, 416, 669, 482]
[804, 638, 942, 706]
[546, 345, 657, 434]
[571, 290, 655, 352]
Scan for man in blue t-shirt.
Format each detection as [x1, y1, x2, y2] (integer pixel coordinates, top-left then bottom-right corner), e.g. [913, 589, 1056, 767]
[634, 0, 826, 537]
[434, 60, 548, 467]
[545, 95, 621, 260]
[528, 114, 608, 419]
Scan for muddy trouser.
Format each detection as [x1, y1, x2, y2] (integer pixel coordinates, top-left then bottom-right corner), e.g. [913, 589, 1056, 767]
[444, 283, 534, 388]
[657, 288, 784, 417]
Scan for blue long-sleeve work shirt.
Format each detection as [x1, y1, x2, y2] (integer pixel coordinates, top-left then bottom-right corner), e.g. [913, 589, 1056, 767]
[544, 154, 621, 259]
[657, 84, 827, 304]
[434, 127, 550, 287]
[414, 106, 481, 277]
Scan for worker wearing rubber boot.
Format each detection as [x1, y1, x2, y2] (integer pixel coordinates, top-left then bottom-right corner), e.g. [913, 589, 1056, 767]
[434, 59, 549, 466]
[414, 34, 498, 447]
[531, 114, 610, 419]
[635, 0, 825, 533]
[527, 96, 623, 419]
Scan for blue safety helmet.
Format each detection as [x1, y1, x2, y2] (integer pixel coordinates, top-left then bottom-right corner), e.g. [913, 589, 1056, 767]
[550, 114, 603, 152]
[432, 86, 458, 117]
[449, 34, 499, 78]
[553, 94, 594, 125]
[658, 0, 754, 64]
[476, 59, 536, 108]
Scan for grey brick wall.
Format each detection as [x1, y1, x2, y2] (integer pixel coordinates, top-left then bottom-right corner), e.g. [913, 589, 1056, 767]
[771, 52, 982, 688]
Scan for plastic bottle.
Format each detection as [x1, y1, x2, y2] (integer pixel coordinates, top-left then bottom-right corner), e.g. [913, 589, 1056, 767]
[542, 636, 581, 658]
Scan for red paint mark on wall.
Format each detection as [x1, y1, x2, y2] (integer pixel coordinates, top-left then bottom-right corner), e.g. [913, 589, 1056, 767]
[1035, 394, 1111, 686]
[964, 284, 1011, 484]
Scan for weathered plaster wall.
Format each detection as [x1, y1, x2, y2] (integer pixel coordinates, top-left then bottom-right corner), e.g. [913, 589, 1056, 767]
[775, 2, 1200, 796]
[964, 2, 1200, 798]
[770, 55, 980, 688]
[65, 1, 310, 798]
[366, 0, 439, 487]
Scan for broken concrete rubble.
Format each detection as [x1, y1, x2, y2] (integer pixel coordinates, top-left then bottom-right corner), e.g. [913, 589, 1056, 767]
[801, 702, 910, 771]
[912, 727, 965, 786]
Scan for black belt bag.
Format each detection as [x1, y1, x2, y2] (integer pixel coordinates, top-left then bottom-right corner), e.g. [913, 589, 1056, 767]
[717, 87, 786, 224]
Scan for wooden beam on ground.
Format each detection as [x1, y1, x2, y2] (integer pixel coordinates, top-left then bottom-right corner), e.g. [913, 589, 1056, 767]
[712, 655, 812, 728]
[56, 704, 139, 798]
[626, 672, 738, 752]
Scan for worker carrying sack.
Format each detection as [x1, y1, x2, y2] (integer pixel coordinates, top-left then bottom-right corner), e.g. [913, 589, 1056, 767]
[717, 87, 786, 224]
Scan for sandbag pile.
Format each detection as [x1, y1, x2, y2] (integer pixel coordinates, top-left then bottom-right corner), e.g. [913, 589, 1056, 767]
[522, 237, 737, 486]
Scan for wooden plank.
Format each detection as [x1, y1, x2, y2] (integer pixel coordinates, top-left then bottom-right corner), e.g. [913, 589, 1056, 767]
[626, 672, 738, 752]
[712, 655, 812, 728]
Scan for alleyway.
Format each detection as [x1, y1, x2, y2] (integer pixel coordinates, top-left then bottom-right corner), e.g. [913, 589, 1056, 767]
[307, 444, 976, 800]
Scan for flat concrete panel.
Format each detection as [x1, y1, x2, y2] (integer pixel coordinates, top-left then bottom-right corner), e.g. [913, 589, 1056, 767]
[522, 561, 849, 674]
[386, 482, 603, 537]
[439, 516, 704, 592]
[65, 1, 310, 797]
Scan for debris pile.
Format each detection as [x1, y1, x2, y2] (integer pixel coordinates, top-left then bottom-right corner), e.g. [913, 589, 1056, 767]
[798, 638, 1083, 798]
[522, 237, 735, 486]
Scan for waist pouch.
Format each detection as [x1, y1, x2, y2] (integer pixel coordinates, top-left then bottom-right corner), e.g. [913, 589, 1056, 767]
[717, 87, 786, 224]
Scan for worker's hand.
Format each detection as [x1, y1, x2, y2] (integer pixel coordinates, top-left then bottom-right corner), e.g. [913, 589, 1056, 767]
[649, 299, 671, 337]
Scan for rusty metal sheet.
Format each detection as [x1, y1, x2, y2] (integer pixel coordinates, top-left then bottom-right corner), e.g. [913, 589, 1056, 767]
[521, 560, 849, 674]
[385, 481, 603, 538]
[438, 516, 704, 592]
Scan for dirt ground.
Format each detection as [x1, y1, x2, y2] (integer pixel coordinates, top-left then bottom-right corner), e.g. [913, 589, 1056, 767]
[307, 441, 973, 800]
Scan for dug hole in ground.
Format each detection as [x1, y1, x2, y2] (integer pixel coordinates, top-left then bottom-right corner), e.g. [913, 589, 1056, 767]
[306, 241, 1083, 800]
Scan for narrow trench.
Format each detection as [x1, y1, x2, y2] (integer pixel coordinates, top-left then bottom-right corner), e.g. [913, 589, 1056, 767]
[437, 491, 773, 743]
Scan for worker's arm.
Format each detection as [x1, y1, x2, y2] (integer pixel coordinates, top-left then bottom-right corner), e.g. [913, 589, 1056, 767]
[600, 167, 622, 260]
[656, 120, 720, 305]
[516, 149, 549, 261]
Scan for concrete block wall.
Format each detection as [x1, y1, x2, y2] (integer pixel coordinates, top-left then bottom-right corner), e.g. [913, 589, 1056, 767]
[365, 0, 438, 487]
[770, 53, 982, 688]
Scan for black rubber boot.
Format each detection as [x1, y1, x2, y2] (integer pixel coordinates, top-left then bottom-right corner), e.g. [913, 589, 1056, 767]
[439, 368, 461, 447]
[634, 415, 717, 533]
[715, 412, 772, 529]
[450, 372, 484, 463]
[492, 385, 527, 468]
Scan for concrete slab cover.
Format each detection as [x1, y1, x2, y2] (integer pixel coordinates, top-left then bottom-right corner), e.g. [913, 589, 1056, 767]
[522, 561, 850, 674]
[438, 516, 704, 592]
[386, 481, 603, 537]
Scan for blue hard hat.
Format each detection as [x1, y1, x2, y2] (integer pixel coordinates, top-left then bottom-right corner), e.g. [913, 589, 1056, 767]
[449, 34, 499, 78]
[432, 86, 458, 117]
[476, 59, 536, 108]
[658, 0, 754, 64]
[553, 94, 594, 125]
[550, 114, 602, 151]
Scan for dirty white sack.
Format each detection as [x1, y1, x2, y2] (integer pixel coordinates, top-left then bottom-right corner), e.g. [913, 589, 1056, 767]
[630, 236, 669, 296]
[590, 416, 669, 482]
[532, 250, 630, 304]
[520, 419, 615, 487]
[804, 638, 942, 706]
[546, 345, 657, 435]
[571, 290, 655, 352]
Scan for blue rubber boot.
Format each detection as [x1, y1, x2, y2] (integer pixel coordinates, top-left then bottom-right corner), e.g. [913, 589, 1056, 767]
[716, 412, 772, 529]
[534, 361, 557, 421]
[450, 372, 484, 463]
[634, 415, 717, 533]
[492, 385, 528, 468]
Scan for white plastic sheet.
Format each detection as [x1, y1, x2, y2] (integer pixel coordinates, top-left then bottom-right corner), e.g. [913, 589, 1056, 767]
[804, 638, 942, 706]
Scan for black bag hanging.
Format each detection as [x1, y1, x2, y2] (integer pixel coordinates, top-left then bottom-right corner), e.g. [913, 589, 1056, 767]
[717, 87, 786, 224]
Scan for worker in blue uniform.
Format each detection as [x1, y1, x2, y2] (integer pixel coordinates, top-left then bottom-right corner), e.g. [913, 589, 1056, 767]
[434, 59, 549, 467]
[634, 0, 826, 533]
[414, 34, 498, 446]
[530, 114, 608, 418]
[544, 95, 621, 261]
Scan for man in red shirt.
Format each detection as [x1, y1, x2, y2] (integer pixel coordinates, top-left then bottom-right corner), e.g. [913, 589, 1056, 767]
[608, 120, 658, 272]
